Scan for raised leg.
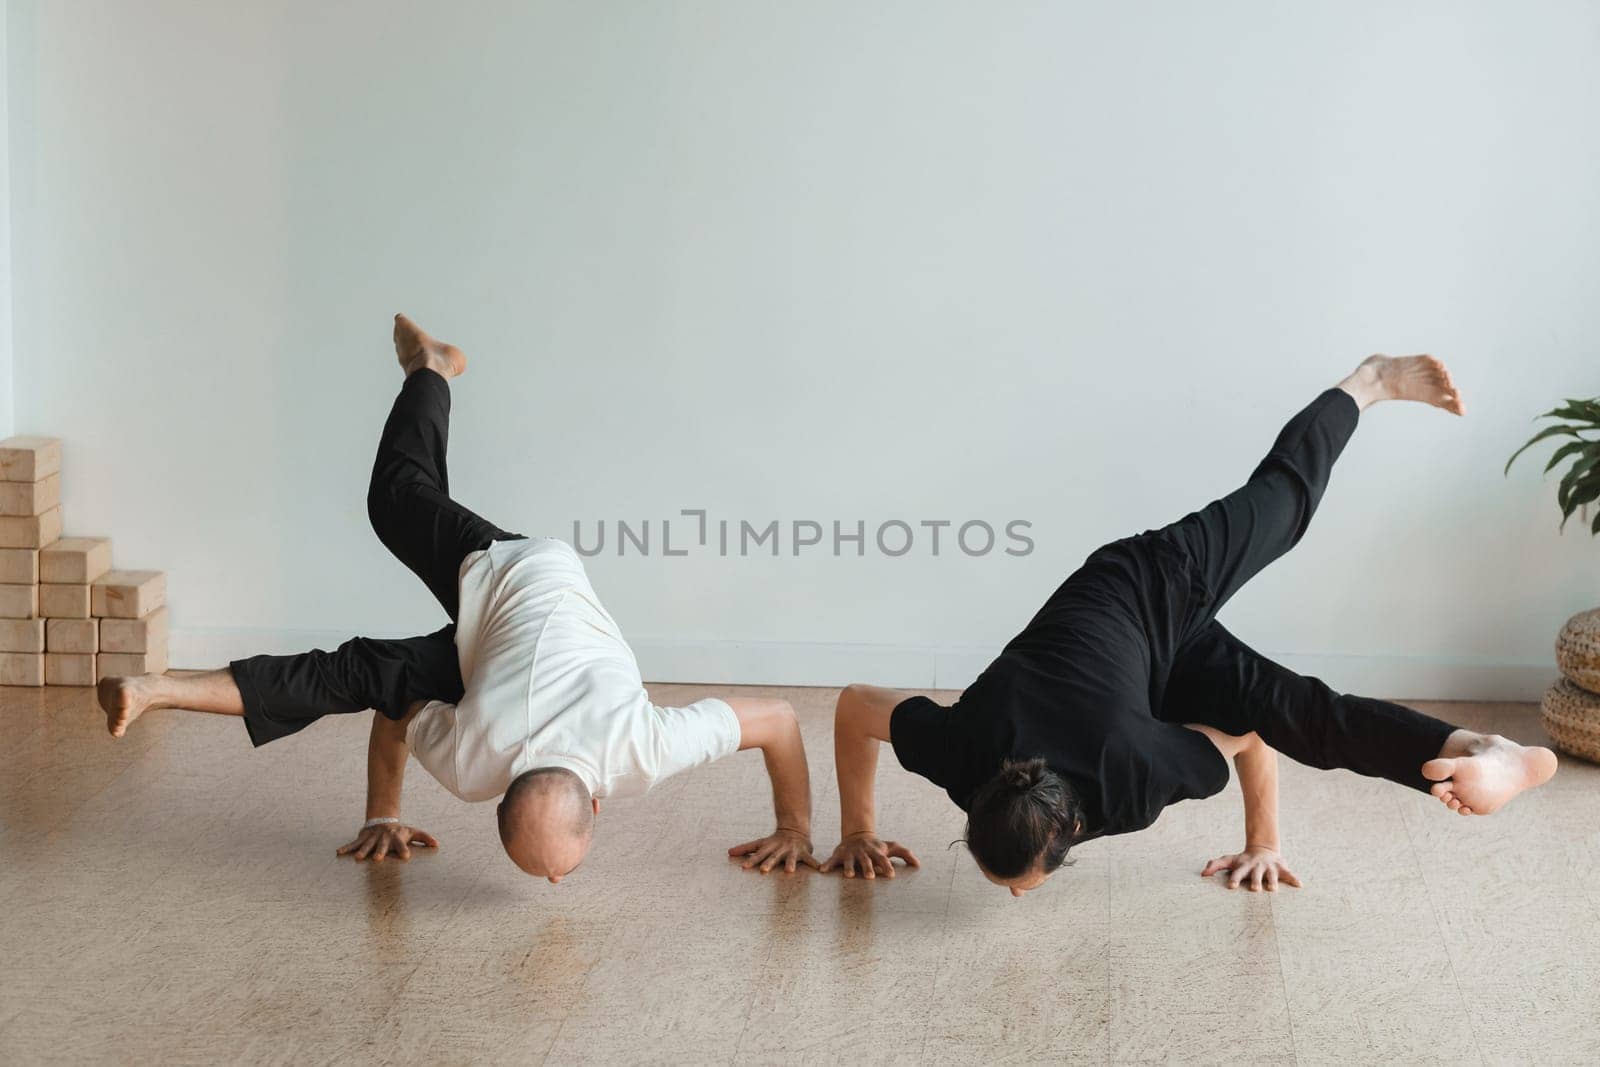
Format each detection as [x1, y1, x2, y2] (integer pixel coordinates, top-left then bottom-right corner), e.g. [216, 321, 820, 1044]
[1161, 621, 1457, 794]
[1163, 622, 1556, 815]
[99, 669, 243, 739]
[98, 627, 465, 745]
[1155, 354, 1463, 644]
[367, 314, 522, 621]
[229, 625, 465, 746]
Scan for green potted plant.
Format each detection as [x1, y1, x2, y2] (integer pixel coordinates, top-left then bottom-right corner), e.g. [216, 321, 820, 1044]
[1505, 397, 1600, 532]
[1508, 397, 1600, 762]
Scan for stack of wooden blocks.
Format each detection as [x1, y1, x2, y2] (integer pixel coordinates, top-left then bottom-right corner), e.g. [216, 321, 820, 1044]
[0, 436, 169, 687]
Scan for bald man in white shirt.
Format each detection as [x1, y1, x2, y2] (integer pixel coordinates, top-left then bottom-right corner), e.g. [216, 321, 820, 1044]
[97, 315, 817, 882]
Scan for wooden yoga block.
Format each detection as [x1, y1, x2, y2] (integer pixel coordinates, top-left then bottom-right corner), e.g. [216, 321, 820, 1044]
[0, 436, 62, 482]
[0, 506, 62, 549]
[40, 537, 112, 584]
[45, 652, 96, 687]
[0, 584, 38, 619]
[100, 607, 166, 655]
[0, 548, 39, 584]
[0, 651, 44, 686]
[46, 618, 97, 654]
[39, 583, 90, 619]
[0, 473, 61, 517]
[0, 618, 46, 653]
[91, 570, 165, 619]
[96, 647, 167, 679]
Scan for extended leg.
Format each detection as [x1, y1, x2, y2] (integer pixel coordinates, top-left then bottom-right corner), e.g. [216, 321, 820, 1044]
[101, 669, 243, 738]
[1161, 621, 1456, 792]
[1162, 622, 1554, 812]
[1154, 354, 1462, 644]
[100, 627, 464, 745]
[366, 315, 522, 621]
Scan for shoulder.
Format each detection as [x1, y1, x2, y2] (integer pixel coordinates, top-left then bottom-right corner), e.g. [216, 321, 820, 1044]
[404, 700, 464, 795]
[885, 692, 995, 807]
[887, 693, 948, 751]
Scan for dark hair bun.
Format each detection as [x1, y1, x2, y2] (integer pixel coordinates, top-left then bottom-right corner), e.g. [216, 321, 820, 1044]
[999, 757, 1049, 792]
[964, 757, 1083, 878]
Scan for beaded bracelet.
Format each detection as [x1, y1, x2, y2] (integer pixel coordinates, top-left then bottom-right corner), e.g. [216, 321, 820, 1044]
[362, 816, 400, 830]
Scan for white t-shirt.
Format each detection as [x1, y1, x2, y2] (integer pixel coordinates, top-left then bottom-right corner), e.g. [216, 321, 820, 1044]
[405, 537, 742, 803]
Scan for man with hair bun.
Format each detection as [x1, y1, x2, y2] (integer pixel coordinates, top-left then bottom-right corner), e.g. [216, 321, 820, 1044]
[823, 354, 1556, 895]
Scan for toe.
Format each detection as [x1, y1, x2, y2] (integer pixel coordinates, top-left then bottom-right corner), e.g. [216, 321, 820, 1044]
[1422, 757, 1457, 782]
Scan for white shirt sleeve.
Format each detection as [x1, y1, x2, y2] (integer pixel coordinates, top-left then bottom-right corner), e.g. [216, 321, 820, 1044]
[404, 699, 462, 798]
[645, 696, 743, 786]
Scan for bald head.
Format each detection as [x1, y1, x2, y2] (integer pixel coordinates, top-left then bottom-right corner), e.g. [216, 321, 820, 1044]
[497, 767, 595, 882]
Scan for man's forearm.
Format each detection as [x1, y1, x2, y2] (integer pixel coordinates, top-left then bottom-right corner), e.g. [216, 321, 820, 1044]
[365, 711, 410, 820]
[761, 713, 813, 838]
[1234, 734, 1281, 849]
[728, 697, 813, 838]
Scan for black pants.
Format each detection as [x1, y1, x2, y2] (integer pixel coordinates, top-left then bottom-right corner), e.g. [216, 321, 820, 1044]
[230, 371, 522, 746]
[1151, 387, 1456, 792]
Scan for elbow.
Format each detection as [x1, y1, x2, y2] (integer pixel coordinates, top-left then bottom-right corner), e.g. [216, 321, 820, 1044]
[835, 683, 878, 742]
[837, 683, 868, 718]
[746, 697, 798, 751]
[835, 685, 860, 732]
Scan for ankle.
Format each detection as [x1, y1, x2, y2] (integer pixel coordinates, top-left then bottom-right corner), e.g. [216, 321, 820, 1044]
[1337, 364, 1383, 411]
[132, 673, 170, 711]
[403, 353, 454, 381]
[1439, 728, 1490, 758]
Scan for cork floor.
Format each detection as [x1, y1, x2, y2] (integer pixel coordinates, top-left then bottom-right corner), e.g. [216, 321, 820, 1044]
[1, 684, 1597, 1065]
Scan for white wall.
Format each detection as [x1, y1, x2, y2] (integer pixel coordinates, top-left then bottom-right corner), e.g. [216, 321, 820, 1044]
[8, 1, 1599, 698]
[0, 0, 12, 439]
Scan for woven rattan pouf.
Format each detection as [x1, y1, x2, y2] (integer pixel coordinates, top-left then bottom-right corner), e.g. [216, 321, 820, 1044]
[1542, 678, 1600, 764]
[1556, 608, 1600, 695]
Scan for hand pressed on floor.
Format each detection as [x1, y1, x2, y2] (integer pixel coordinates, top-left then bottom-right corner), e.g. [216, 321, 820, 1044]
[337, 823, 439, 862]
[728, 828, 820, 874]
[1201, 845, 1302, 891]
[819, 832, 920, 880]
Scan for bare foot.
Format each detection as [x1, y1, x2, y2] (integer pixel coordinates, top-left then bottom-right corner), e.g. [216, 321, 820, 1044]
[1421, 734, 1557, 816]
[98, 675, 160, 738]
[1338, 354, 1465, 415]
[393, 314, 467, 380]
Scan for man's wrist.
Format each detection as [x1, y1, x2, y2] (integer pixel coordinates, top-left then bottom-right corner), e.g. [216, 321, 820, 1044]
[842, 827, 877, 840]
[1245, 840, 1281, 853]
[775, 823, 812, 841]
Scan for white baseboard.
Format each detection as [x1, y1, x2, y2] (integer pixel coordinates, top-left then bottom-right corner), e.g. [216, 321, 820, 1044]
[171, 627, 1558, 703]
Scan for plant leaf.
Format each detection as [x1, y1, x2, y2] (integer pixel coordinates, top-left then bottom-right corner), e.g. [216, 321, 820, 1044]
[1558, 451, 1600, 510]
[1560, 470, 1600, 531]
[1591, 506, 1600, 537]
[1506, 423, 1583, 475]
[1566, 450, 1600, 486]
[1541, 399, 1600, 425]
[1544, 439, 1593, 474]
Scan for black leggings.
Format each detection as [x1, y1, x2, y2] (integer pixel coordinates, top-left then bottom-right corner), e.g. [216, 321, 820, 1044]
[1152, 387, 1456, 792]
[230, 371, 522, 746]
